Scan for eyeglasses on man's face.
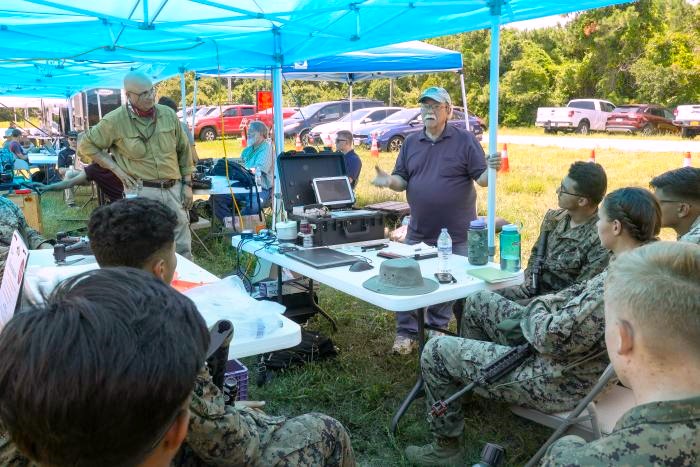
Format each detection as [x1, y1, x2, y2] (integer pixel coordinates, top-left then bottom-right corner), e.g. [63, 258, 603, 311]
[335, 138, 349, 143]
[557, 183, 583, 197]
[420, 103, 446, 112]
[128, 87, 155, 100]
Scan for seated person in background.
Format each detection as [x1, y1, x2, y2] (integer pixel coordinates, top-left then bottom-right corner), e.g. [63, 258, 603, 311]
[3, 129, 29, 169]
[335, 130, 362, 189]
[405, 187, 661, 465]
[0, 197, 52, 284]
[158, 96, 200, 164]
[0, 268, 209, 467]
[542, 241, 700, 466]
[4, 197, 356, 467]
[36, 162, 124, 204]
[497, 161, 609, 303]
[56, 131, 81, 207]
[213, 120, 274, 222]
[650, 166, 700, 245]
[19, 134, 34, 155]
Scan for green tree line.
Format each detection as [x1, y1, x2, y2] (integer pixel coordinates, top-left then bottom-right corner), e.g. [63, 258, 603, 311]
[157, 0, 699, 127]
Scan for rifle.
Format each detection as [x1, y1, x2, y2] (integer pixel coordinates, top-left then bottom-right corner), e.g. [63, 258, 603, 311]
[529, 229, 550, 296]
[205, 320, 234, 390]
[430, 344, 533, 418]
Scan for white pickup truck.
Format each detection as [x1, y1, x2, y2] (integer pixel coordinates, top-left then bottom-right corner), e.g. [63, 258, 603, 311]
[536, 99, 616, 135]
[673, 104, 700, 139]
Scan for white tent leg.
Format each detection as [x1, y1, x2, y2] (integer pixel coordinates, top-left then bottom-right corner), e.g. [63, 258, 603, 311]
[487, 13, 501, 261]
[192, 74, 198, 129]
[271, 38, 284, 230]
[459, 72, 470, 131]
[96, 91, 103, 120]
[179, 70, 187, 124]
[349, 82, 354, 136]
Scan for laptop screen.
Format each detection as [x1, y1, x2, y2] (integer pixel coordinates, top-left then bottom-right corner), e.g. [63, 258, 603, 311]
[312, 176, 355, 208]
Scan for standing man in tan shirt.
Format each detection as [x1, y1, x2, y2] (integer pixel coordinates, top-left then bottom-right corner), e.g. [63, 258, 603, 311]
[79, 71, 194, 258]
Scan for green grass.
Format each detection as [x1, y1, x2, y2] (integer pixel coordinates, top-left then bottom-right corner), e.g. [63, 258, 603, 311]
[36, 141, 681, 466]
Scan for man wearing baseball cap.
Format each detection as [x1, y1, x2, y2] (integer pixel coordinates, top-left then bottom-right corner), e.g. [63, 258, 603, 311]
[3, 128, 29, 169]
[372, 86, 500, 354]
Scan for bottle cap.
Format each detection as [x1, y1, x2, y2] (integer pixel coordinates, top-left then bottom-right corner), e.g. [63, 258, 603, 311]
[469, 219, 486, 229]
[502, 224, 519, 232]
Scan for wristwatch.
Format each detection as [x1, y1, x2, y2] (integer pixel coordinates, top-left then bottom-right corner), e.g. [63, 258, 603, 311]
[181, 179, 193, 187]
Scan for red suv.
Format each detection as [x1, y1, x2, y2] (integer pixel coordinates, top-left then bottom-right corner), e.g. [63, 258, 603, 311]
[193, 105, 256, 141]
[605, 104, 678, 135]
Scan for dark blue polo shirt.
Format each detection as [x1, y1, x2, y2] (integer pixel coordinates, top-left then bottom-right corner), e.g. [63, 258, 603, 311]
[392, 124, 486, 244]
[343, 149, 362, 188]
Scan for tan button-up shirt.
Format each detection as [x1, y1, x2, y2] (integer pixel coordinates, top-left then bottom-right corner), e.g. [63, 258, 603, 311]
[79, 104, 193, 181]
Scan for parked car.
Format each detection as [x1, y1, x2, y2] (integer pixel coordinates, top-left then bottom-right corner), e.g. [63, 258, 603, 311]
[248, 107, 297, 129]
[536, 99, 616, 134]
[282, 99, 384, 144]
[352, 108, 483, 152]
[605, 104, 678, 135]
[193, 104, 256, 141]
[673, 104, 700, 139]
[309, 106, 403, 145]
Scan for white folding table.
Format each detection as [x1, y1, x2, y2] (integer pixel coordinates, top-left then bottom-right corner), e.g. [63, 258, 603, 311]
[233, 236, 523, 432]
[22, 249, 301, 359]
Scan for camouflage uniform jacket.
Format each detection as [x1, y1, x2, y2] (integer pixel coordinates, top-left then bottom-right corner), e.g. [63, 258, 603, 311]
[679, 216, 700, 245]
[541, 395, 700, 466]
[0, 197, 49, 283]
[499, 209, 609, 300]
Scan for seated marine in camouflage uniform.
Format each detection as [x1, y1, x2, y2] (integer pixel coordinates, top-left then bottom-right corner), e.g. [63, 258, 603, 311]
[405, 188, 662, 466]
[650, 166, 700, 246]
[0, 196, 52, 284]
[0, 198, 355, 467]
[497, 161, 609, 303]
[542, 241, 700, 466]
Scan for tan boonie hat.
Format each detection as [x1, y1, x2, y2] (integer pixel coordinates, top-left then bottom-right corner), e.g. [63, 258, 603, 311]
[362, 257, 439, 296]
[418, 86, 452, 107]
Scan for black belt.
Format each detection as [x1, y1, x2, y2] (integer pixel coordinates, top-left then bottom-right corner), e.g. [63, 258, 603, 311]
[142, 179, 177, 189]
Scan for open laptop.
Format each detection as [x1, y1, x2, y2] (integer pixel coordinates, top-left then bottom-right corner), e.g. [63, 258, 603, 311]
[284, 247, 358, 269]
[311, 176, 374, 218]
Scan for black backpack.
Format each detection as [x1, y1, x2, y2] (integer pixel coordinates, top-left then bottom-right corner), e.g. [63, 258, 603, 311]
[209, 159, 255, 188]
[255, 329, 337, 386]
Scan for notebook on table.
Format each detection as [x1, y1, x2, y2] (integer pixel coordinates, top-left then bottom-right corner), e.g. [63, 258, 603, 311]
[284, 247, 358, 269]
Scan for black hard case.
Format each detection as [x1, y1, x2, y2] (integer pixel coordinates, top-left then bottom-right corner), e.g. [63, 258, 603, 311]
[277, 151, 385, 246]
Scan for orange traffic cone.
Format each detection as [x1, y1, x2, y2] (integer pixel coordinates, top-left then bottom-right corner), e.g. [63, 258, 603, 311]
[241, 127, 247, 149]
[500, 143, 509, 173]
[295, 133, 302, 151]
[683, 151, 692, 167]
[589, 149, 596, 163]
[370, 133, 379, 157]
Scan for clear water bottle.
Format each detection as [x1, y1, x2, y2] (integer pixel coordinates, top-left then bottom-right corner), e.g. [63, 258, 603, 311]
[437, 227, 452, 274]
[500, 224, 521, 272]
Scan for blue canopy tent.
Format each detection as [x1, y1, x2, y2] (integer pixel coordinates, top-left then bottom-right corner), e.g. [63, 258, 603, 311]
[0, 0, 632, 257]
[197, 40, 470, 134]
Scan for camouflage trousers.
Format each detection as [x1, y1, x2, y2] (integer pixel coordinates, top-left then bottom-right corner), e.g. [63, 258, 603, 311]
[175, 411, 354, 467]
[421, 290, 607, 440]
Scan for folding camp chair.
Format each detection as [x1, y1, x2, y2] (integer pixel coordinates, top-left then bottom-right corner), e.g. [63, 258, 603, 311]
[520, 364, 635, 466]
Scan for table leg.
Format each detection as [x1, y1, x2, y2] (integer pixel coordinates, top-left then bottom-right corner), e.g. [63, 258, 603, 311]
[277, 265, 283, 305]
[391, 307, 427, 435]
[308, 279, 337, 332]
